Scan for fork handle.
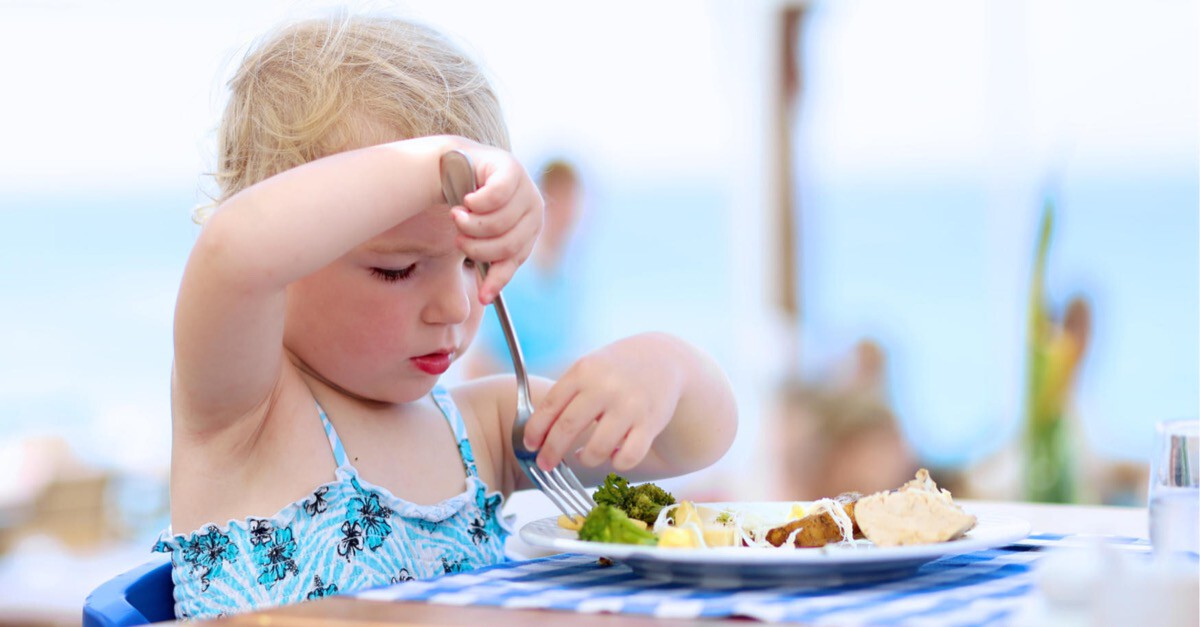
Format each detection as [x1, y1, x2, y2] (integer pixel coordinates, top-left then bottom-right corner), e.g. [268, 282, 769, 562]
[439, 150, 533, 411]
[481, 289, 532, 411]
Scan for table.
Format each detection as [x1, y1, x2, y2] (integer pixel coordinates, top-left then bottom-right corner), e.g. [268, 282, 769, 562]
[206, 498, 1151, 626]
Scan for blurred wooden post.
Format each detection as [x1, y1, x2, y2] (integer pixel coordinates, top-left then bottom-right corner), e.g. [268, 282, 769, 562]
[707, 1, 810, 500]
[757, 2, 807, 501]
[775, 5, 804, 326]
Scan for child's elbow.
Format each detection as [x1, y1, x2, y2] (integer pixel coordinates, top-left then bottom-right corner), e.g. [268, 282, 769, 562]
[188, 204, 275, 292]
[706, 393, 739, 465]
[701, 359, 738, 440]
[681, 381, 738, 472]
[681, 342, 738, 467]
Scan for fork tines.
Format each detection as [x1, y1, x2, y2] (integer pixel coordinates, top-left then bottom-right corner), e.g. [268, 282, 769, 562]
[523, 462, 595, 519]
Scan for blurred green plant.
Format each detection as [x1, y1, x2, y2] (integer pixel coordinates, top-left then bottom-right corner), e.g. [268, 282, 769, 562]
[1023, 199, 1091, 503]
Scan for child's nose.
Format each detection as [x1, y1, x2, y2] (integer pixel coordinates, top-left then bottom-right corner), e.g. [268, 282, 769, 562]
[422, 269, 472, 325]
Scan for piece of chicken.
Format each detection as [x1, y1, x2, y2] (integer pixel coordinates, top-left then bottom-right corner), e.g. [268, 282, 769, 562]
[855, 469, 977, 547]
[766, 492, 862, 548]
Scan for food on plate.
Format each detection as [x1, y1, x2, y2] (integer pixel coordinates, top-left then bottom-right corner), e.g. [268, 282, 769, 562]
[700, 525, 737, 548]
[855, 469, 977, 546]
[765, 492, 862, 548]
[558, 512, 646, 532]
[652, 500, 780, 549]
[668, 500, 703, 527]
[577, 504, 658, 546]
[557, 514, 585, 531]
[657, 526, 703, 549]
[655, 524, 737, 549]
[568, 469, 974, 550]
[593, 472, 676, 525]
[651, 501, 740, 549]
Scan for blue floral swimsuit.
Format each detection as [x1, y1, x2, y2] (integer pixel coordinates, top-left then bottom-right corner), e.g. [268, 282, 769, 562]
[153, 386, 511, 620]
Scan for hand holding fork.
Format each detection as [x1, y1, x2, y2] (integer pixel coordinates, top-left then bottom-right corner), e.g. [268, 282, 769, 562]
[440, 149, 596, 519]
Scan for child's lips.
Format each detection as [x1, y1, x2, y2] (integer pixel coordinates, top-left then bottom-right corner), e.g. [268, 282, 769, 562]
[411, 352, 452, 375]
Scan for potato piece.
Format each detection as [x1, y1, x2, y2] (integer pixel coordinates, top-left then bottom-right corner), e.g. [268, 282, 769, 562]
[557, 514, 585, 531]
[671, 501, 702, 526]
[766, 493, 861, 548]
[702, 526, 737, 547]
[658, 526, 701, 549]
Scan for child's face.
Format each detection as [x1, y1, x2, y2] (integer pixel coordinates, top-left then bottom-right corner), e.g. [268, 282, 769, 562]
[283, 206, 483, 403]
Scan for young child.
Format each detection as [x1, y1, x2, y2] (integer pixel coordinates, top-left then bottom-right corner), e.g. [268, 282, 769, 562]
[154, 11, 737, 620]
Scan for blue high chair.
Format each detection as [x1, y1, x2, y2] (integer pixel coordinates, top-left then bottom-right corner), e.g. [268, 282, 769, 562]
[82, 558, 175, 626]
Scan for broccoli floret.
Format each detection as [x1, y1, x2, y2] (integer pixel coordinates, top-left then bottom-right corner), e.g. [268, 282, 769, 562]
[577, 504, 658, 546]
[625, 483, 676, 525]
[593, 473, 631, 509]
[591, 473, 676, 526]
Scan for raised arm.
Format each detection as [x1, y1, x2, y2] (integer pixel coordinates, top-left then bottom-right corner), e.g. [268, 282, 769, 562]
[172, 135, 540, 436]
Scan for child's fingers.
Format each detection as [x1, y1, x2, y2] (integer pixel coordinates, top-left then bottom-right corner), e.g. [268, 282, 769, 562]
[612, 426, 655, 471]
[535, 392, 604, 471]
[466, 163, 523, 214]
[451, 210, 542, 253]
[477, 260, 517, 305]
[456, 217, 538, 265]
[523, 378, 578, 451]
[450, 203, 526, 239]
[577, 416, 632, 467]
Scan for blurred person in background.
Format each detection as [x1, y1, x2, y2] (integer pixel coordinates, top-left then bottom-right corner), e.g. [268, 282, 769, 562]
[769, 339, 920, 500]
[466, 159, 585, 379]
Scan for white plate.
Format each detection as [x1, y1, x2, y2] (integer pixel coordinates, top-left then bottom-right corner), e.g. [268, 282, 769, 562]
[519, 501, 1031, 586]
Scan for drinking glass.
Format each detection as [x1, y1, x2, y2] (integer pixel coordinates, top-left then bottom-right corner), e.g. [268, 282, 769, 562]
[1148, 418, 1199, 556]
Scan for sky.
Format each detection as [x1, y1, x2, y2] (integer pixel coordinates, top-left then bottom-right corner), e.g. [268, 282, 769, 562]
[0, 0, 730, 194]
[1, 0, 1192, 193]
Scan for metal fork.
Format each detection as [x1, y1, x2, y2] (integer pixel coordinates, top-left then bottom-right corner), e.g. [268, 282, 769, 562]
[439, 150, 596, 520]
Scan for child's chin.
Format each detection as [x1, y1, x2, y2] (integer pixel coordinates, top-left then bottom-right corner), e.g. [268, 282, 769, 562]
[344, 380, 435, 405]
[386, 381, 439, 404]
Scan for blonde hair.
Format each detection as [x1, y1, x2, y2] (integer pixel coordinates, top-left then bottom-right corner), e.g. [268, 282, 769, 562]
[203, 11, 508, 218]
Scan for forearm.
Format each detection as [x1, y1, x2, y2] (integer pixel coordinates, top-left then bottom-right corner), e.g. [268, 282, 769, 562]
[201, 135, 460, 289]
[644, 333, 738, 474]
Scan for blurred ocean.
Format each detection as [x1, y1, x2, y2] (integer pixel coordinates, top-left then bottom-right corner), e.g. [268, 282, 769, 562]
[1, 173, 1196, 476]
[0, 189, 198, 471]
[799, 172, 1199, 466]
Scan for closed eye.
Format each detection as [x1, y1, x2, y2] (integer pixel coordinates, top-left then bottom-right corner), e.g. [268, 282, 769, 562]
[370, 265, 416, 282]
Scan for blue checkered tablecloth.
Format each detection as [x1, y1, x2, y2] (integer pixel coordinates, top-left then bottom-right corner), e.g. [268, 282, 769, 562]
[352, 534, 1150, 625]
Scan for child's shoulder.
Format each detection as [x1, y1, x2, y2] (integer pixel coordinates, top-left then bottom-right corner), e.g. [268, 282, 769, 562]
[444, 375, 514, 425]
[446, 374, 554, 415]
[444, 374, 552, 440]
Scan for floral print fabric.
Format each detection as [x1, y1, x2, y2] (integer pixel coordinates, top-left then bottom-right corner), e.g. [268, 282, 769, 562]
[153, 386, 511, 620]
